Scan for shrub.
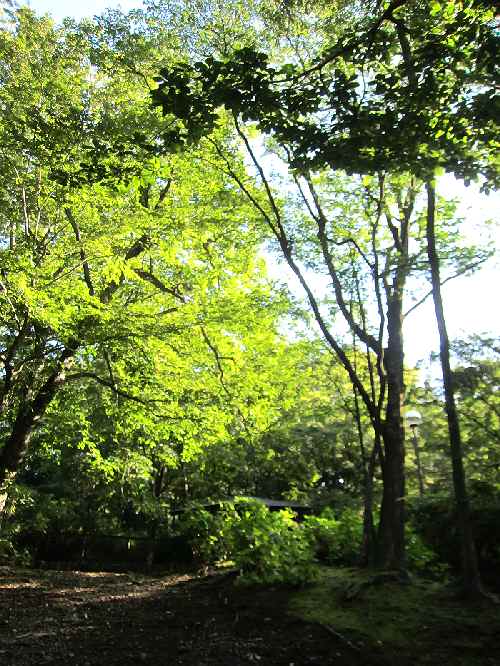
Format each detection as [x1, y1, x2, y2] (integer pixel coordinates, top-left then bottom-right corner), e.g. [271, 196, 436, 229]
[405, 524, 443, 574]
[0, 534, 32, 567]
[178, 499, 317, 584]
[303, 507, 363, 565]
[224, 500, 316, 585]
[407, 484, 500, 574]
[177, 505, 228, 564]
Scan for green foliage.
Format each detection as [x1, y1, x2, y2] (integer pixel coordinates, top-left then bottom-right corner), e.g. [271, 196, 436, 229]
[405, 524, 443, 574]
[0, 4, 297, 527]
[178, 505, 228, 563]
[408, 484, 500, 573]
[303, 507, 363, 565]
[179, 499, 317, 585]
[224, 500, 316, 585]
[151, 3, 499, 185]
[303, 507, 441, 573]
[0, 2, 497, 589]
[0, 536, 31, 566]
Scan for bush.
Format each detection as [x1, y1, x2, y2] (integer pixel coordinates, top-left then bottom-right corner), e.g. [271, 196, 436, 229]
[178, 499, 316, 585]
[303, 507, 441, 573]
[225, 500, 316, 585]
[0, 534, 32, 567]
[405, 524, 443, 574]
[303, 507, 363, 565]
[177, 505, 229, 564]
[407, 484, 500, 574]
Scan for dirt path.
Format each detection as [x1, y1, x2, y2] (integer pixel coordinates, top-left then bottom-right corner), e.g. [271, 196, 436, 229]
[0, 567, 382, 666]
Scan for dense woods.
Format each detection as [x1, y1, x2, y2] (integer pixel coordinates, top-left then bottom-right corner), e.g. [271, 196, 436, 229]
[0, 3, 499, 655]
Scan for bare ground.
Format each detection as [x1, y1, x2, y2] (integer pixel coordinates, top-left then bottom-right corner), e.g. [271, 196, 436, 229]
[1, 566, 498, 666]
[0, 566, 382, 666]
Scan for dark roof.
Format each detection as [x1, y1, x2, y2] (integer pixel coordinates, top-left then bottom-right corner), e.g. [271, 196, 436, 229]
[173, 496, 310, 514]
[242, 496, 310, 509]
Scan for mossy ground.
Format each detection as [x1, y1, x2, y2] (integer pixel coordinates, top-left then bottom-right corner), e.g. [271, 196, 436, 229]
[290, 567, 500, 665]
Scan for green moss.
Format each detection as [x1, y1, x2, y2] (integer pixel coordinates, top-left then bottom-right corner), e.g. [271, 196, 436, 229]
[289, 567, 500, 665]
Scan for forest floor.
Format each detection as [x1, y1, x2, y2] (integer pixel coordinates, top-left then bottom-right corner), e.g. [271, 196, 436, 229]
[0, 565, 499, 666]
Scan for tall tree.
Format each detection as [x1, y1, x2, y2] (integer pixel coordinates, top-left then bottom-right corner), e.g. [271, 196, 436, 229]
[0, 7, 279, 515]
[149, 0, 498, 580]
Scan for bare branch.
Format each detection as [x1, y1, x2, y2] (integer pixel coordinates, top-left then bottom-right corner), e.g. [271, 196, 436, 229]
[200, 326, 231, 398]
[133, 268, 185, 303]
[302, 171, 381, 355]
[155, 178, 172, 210]
[403, 257, 490, 318]
[66, 372, 168, 408]
[211, 128, 380, 428]
[232, 116, 293, 254]
[208, 138, 281, 238]
[65, 208, 95, 296]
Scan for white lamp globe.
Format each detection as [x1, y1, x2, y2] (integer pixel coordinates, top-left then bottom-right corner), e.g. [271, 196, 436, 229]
[406, 410, 422, 428]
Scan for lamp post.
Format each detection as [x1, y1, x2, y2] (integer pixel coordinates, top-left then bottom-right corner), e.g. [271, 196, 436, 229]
[406, 410, 425, 497]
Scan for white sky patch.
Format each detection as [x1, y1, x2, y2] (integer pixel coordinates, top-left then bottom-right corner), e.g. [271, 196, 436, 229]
[264, 173, 499, 369]
[23, 0, 143, 22]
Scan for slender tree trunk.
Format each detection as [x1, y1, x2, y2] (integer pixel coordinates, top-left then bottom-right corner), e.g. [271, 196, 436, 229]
[353, 384, 377, 566]
[426, 181, 482, 597]
[377, 294, 406, 571]
[0, 471, 17, 519]
[361, 443, 378, 567]
[147, 463, 166, 570]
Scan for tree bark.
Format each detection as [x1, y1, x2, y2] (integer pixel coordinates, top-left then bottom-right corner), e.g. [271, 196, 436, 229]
[352, 383, 377, 566]
[0, 470, 17, 518]
[426, 180, 482, 597]
[361, 442, 378, 567]
[376, 292, 406, 571]
[0, 346, 76, 519]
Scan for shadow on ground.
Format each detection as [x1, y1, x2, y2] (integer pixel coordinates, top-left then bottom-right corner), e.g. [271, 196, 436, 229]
[0, 567, 381, 665]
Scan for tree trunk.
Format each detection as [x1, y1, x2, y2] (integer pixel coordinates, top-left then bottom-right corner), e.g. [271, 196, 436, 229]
[353, 383, 377, 566]
[377, 294, 406, 571]
[0, 470, 17, 518]
[426, 181, 482, 597]
[361, 443, 378, 567]
[0, 348, 75, 519]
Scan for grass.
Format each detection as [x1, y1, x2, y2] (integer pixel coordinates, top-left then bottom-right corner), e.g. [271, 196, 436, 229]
[289, 567, 500, 665]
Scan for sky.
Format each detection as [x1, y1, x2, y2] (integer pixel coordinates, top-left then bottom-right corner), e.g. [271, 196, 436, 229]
[24, 0, 143, 22]
[18, 0, 500, 370]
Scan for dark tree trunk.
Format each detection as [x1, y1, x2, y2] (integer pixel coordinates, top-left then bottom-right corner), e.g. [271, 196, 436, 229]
[353, 383, 377, 566]
[377, 293, 406, 571]
[360, 443, 378, 567]
[0, 347, 76, 517]
[426, 181, 482, 597]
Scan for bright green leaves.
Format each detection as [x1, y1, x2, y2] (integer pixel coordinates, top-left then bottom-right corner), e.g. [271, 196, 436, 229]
[0, 5, 292, 508]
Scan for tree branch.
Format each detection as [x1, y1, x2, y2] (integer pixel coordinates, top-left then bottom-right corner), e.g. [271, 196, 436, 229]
[133, 268, 185, 303]
[214, 126, 380, 430]
[403, 257, 490, 318]
[302, 171, 381, 355]
[65, 208, 95, 296]
[291, 0, 410, 80]
[66, 372, 164, 407]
